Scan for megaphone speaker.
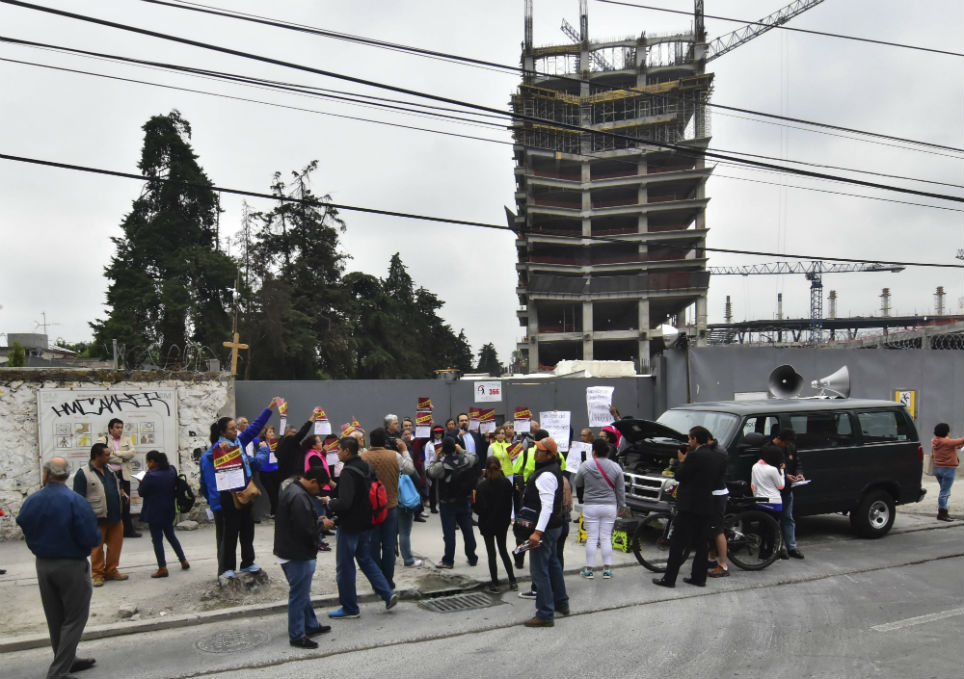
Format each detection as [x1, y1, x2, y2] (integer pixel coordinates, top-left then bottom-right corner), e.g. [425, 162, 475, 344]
[811, 365, 850, 398]
[769, 364, 804, 399]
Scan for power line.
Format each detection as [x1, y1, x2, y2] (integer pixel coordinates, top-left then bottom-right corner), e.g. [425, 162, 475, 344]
[2, 1, 960, 205]
[1, 150, 962, 270]
[141, 0, 962, 155]
[0, 56, 514, 145]
[8, 55, 960, 216]
[595, 0, 964, 58]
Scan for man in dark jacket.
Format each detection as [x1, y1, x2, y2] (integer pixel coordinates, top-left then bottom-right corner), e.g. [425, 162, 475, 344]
[519, 437, 569, 627]
[426, 437, 478, 569]
[324, 436, 398, 619]
[762, 428, 805, 559]
[653, 426, 728, 588]
[274, 465, 332, 648]
[18, 457, 102, 679]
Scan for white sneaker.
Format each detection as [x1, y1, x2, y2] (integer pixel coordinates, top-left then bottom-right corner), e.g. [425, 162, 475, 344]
[404, 559, 424, 567]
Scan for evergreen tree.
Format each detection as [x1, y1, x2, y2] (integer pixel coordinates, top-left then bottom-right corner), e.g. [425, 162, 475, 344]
[91, 110, 235, 368]
[476, 342, 503, 376]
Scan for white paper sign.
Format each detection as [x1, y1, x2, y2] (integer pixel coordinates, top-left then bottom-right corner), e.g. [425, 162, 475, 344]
[513, 418, 530, 434]
[326, 451, 340, 469]
[215, 466, 245, 492]
[587, 386, 615, 427]
[566, 441, 592, 471]
[474, 381, 503, 402]
[314, 419, 332, 436]
[480, 420, 496, 434]
[539, 411, 571, 452]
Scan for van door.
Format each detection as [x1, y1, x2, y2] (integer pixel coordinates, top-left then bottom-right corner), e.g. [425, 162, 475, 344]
[728, 415, 780, 483]
[782, 410, 859, 515]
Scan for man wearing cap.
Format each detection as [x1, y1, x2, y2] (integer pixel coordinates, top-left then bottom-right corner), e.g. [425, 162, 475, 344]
[18, 457, 102, 679]
[519, 437, 570, 627]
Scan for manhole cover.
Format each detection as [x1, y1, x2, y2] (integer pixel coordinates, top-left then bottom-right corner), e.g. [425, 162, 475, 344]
[196, 628, 270, 653]
[418, 592, 501, 613]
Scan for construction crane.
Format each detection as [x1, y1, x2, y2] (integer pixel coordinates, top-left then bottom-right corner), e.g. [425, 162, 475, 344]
[699, 0, 827, 63]
[560, 18, 613, 70]
[708, 261, 904, 344]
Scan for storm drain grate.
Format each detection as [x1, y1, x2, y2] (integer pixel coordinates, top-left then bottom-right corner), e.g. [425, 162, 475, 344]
[196, 628, 269, 653]
[418, 592, 501, 613]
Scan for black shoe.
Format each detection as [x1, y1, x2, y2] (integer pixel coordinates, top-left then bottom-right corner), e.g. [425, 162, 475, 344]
[124, 531, 142, 538]
[555, 606, 571, 616]
[683, 577, 706, 587]
[779, 549, 790, 560]
[413, 515, 427, 522]
[652, 577, 674, 588]
[467, 558, 478, 567]
[70, 658, 96, 672]
[290, 637, 318, 649]
[787, 549, 805, 559]
[430, 508, 438, 514]
[305, 625, 331, 637]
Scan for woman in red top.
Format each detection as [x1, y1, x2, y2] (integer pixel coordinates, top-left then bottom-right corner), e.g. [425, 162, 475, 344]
[932, 423, 963, 521]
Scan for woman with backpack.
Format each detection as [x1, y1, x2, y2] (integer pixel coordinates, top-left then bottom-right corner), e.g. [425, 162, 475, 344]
[473, 456, 517, 592]
[138, 450, 189, 578]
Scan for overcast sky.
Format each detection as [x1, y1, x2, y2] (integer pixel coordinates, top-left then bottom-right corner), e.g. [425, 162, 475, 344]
[1, 0, 962, 365]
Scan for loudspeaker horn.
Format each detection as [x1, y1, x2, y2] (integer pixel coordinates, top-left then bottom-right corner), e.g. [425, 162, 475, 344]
[811, 365, 850, 399]
[768, 364, 804, 399]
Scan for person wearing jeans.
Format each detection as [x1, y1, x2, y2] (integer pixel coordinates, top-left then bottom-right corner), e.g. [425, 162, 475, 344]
[932, 423, 963, 521]
[574, 438, 626, 579]
[325, 436, 398, 618]
[274, 465, 331, 648]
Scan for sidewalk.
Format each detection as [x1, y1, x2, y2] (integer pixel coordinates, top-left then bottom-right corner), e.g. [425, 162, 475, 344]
[0, 507, 639, 651]
[0, 472, 958, 651]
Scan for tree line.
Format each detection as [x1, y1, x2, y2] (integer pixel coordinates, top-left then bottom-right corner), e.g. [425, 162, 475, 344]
[90, 110, 503, 379]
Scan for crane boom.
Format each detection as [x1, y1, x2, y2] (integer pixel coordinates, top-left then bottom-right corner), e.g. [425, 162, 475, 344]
[560, 18, 613, 70]
[708, 261, 904, 276]
[708, 260, 903, 344]
[703, 0, 827, 63]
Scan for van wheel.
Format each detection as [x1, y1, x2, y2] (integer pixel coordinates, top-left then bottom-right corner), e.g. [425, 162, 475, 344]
[851, 490, 895, 538]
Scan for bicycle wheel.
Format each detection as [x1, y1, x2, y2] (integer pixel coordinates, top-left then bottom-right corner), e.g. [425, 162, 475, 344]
[632, 512, 690, 573]
[725, 509, 781, 571]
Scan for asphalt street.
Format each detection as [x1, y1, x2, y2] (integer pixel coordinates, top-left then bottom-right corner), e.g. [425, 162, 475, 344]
[3, 522, 961, 679]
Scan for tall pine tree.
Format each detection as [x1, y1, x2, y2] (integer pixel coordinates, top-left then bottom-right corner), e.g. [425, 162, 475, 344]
[91, 111, 235, 368]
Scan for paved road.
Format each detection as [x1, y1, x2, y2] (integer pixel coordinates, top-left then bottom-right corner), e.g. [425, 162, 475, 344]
[3, 523, 961, 679]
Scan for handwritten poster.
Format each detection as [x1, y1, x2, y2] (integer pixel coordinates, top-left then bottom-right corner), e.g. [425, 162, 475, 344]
[586, 386, 615, 427]
[539, 410, 571, 452]
[38, 388, 179, 513]
[566, 441, 592, 471]
[415, 410, 433, 438]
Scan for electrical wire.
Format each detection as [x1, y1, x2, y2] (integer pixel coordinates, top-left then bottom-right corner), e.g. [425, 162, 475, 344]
[0, 56, 514, 146]
[1, 150, 962, 270]
[1, 1, 960, 205]
[595, 0, 964, 58]
[7, 53, 960, 215]
[140, 0, 964, 155]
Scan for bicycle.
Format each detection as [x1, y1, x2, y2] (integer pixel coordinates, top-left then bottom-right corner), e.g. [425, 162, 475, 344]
[631, 495, 782, 572]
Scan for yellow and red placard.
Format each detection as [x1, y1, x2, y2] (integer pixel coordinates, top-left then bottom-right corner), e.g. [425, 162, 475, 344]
[268, 438, 280, 452]
[514, 407, 531, 420]
[417, 397, 433, 410]
[323, 437, 340, 453]
[214, 444, 242, 470]
[415, 411, 433, 426]
[276, 398, 288, 416]
[479, 409, 495, 423]
[507, 441, 524, 460]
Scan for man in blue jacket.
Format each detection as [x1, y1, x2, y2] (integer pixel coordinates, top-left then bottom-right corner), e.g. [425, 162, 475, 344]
[18, 457, 102, 679]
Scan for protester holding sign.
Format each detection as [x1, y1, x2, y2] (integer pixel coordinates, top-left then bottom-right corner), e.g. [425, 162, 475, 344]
[207, 397, 278, 578]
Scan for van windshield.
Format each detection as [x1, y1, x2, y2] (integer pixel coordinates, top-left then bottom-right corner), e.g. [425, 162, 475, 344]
[656, 409, 740, 445]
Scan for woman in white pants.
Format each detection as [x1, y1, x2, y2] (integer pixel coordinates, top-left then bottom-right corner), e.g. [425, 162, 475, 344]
[574, 438, 627, 579]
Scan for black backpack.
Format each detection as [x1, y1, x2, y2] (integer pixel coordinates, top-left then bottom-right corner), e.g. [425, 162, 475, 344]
[174, 468, 196, 514]
[443, 455, 479, 501]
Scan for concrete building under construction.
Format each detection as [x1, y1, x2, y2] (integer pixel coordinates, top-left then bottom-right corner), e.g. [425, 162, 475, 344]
[511, 3, 712, 374]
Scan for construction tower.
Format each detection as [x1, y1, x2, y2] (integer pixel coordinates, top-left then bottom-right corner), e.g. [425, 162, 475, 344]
[511, 1, 712, 373]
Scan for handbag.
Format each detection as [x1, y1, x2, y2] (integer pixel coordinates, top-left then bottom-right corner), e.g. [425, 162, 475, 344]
[924, 452, 936, 477]
[231, 479, 262, 509]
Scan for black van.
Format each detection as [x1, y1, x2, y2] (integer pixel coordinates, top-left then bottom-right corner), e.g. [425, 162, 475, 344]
[616, 398, 925, 538]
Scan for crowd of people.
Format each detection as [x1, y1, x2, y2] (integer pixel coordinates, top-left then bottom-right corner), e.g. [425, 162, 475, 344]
[14, 402, 963, 676]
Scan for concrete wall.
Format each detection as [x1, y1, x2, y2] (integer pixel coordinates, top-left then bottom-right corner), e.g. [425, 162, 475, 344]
[0, 370, 233, 539]
[664, 346, 964, 436]
[236, 377, 657, 438]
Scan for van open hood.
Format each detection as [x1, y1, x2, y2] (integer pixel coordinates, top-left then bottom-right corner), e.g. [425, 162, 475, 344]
[613, 418, 687, 445]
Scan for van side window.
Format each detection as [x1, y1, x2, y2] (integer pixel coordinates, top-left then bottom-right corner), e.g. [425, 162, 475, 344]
[857, 410, 909, 443]
[740, 415, 779, 439]
[788, 412, 853, 450]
